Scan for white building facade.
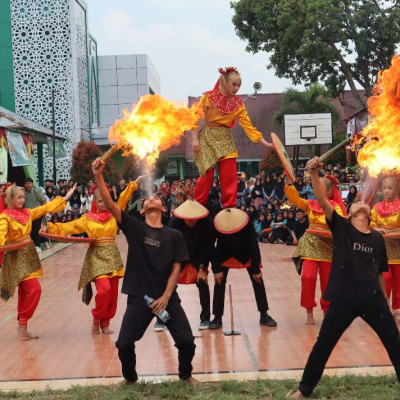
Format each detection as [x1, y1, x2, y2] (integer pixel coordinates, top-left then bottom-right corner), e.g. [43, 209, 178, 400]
[93, 54, 160, 146]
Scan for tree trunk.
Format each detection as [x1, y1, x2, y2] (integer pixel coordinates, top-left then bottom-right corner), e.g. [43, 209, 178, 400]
[329, 43, 367, 109]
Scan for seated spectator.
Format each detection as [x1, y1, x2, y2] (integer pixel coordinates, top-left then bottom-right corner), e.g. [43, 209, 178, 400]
[258, 212, 273, 243]
[347, 185, 358, 204]
[271, 176, 286, 203]
[251, 179, 266, 209]
[110, 184, 120, 203]
[287, 209, 309, 246]
[269, 211, 287, 244]
[247, 204, 258, 225]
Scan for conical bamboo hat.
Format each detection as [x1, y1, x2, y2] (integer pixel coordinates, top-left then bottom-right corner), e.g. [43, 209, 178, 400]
[213, 208, 249, 234]
[173, 199, 209, 220]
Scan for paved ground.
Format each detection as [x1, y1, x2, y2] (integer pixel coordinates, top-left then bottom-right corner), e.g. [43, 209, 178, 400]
[0, 235, 394, 388]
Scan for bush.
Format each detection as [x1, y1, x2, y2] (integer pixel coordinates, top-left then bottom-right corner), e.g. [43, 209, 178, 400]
[70, 141, 120, 185]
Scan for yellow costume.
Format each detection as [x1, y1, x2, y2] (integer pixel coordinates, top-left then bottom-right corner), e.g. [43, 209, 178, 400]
[371, 202, 400, 264]
[0, 196, 66, 300]
[193, 92, 263, 176]
[47, 182, 137, 304]
[284, 185, 344, 272]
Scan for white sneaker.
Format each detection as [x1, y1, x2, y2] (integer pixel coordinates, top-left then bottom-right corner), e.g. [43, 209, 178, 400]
[36, 246, 42, 254]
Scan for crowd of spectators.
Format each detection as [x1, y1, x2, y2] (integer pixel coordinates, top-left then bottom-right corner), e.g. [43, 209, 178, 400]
[3, 160, 362, 253]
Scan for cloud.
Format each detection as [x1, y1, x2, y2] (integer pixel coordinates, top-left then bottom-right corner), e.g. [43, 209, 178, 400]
[90, 8, 294, 101]
[150, 0, 232, 11]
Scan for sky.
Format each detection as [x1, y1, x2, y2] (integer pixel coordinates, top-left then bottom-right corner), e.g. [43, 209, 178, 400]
[85, 0, 297, 102]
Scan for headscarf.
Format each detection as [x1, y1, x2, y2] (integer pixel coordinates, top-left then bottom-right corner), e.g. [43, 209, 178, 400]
[263, 176, 275, 197]
[347, 185, 358, 204]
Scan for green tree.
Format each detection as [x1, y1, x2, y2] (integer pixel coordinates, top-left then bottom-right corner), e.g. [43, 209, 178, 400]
[328, 130, 348, 167]
[70, 141, 120, 185]
[273, 84, 341, 131]
[259, 149, 283, 175]
[231, 0, 400, 108]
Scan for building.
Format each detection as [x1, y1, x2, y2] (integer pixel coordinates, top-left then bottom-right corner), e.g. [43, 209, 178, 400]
[92, 54, 160, 171]
[0, 0, 99, 181]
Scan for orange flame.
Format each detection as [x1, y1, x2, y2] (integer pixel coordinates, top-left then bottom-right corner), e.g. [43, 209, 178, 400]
[357, 55, 400, 177]
[109, 94, 203, 169]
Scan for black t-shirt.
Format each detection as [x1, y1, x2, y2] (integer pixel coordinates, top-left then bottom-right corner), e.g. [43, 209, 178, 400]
[167, 217, 213, 269]
[212, 221, 261, 274]
[119, 212, 189, 298]
[323, 211, 388, 305]
[294, 218, 309, 239]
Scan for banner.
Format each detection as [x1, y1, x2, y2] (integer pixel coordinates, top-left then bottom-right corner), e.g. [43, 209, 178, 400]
[47, 138, 67, 160]
[0, 146, 7, 184]
[6, 130, 30, 167]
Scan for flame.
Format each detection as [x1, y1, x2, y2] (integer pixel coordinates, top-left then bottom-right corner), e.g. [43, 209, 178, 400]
[357, 55, 400, 177]
[109, 94, 203, 169]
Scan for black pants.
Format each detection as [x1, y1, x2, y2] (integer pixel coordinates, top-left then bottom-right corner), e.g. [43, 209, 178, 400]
[212, 267, 269, 318]
[196, 278, 210, 322]
[299, 301, 400, 397]
[116, 294, 196, 382]
[30, 218, 42, 247]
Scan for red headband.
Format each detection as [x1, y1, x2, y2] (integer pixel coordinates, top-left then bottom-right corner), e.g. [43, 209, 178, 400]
[0, 184, 12, 213]
[90, 184, 110, 213]
[218, 67, 239, 75]
[324, 175, 347, 215]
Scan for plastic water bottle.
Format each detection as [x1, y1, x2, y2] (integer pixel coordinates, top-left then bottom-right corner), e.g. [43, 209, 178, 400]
[144, 295, 171, 323]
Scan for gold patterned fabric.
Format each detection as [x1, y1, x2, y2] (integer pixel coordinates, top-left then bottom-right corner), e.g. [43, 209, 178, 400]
[80, 242, 124, 305]
[385, 238, 400, 264]
[194, 126, 237, 177]
[0, 242, 41, 301]
[292, 232, 333, 275]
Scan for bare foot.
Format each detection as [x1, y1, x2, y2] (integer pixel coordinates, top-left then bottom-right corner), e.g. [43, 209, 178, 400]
[394, 310, 400, 323]
[306, 312, 315, 325]
[92, 324, 101, 335]
[185, 376, 202, 386]
[18, 325, 39, 341]
[101, 327, 114, 334]
[323, 310, 327, 318]
[287, 390, 303, 398]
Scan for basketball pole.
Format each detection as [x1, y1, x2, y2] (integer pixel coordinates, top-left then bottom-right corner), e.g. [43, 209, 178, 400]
[223, 284, 241, 336]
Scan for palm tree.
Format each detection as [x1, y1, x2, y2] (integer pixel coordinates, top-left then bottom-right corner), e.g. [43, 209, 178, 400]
[273, 84, 341, 130]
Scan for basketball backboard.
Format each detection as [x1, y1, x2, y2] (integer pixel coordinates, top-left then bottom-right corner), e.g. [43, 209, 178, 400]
[284, 113, 333, 146]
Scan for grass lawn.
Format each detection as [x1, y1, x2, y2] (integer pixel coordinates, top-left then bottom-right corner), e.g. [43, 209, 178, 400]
[0, 375, 399, 400]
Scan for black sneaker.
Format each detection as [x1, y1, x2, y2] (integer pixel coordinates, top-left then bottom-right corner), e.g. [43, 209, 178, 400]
[209, 317, 222, 330]
[260, 313, 277, 327]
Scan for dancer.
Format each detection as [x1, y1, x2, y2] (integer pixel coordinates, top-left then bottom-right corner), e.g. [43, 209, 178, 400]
[42, 179, 141, 335]
[91, 158, 199, 386]
[0, 184, 76, 340]
[153, 199, 212, 332]
[370, 176, 400, 320]
[192, 67, 274, 208]
[289, 157, 400, 398]
[209, 208, 277, 329]
[285, 175, 346, 324]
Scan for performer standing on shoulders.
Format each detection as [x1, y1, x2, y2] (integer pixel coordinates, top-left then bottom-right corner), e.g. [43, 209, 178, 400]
[289, 157, 400, 398]
[285, 174, 346, 325]
[91, 158, 200, 386]
[0, 183, 76, 341]
[209, 208, 277, 330]
[370, 176, 400, 321]
[192, 67, 274, 209]
[41, 179, 141, 335]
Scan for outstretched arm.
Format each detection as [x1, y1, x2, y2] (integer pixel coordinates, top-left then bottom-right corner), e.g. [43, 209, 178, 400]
[307, 157, 334, 222]
[91, 158, 122, 224]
